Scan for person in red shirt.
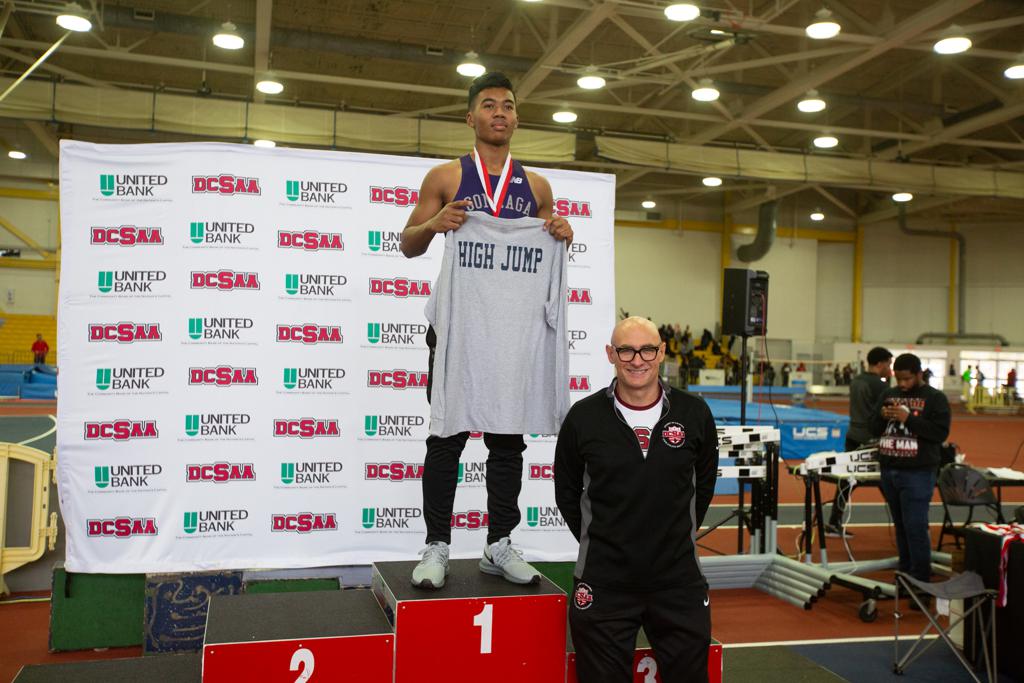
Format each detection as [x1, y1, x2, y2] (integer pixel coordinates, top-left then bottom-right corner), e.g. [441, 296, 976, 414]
[31, 334, 49, 365]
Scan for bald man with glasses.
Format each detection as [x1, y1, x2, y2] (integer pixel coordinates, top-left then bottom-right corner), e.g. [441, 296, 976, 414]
[555, 317, 719, 683]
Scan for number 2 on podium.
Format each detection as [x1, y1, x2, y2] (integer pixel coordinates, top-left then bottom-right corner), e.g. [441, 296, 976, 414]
[290, 647, 315, 682]
[473, 603, 493, 654]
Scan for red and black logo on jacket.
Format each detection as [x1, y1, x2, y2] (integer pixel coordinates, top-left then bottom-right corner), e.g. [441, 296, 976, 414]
[661, 422, 686, 448]
[574, 582, 595, 610]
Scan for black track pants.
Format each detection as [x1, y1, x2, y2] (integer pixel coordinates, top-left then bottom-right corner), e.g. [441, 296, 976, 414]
[569, 579, 711, 683]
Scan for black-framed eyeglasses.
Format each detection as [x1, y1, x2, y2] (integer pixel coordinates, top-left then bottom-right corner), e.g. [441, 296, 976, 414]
[614, 345, 660, 362]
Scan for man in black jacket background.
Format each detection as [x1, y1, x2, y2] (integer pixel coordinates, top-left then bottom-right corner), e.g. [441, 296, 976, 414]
[554, 316, 719, 683]
[825, 346, 892, 537]
[871, 353, 951, 590]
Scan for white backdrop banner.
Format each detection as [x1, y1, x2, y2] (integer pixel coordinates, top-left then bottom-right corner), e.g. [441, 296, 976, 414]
[56, 140, 616, 573]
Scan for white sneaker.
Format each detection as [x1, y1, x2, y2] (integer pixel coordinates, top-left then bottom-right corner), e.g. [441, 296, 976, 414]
[479, 537, 541, 585]
[411, 541, 450, 589]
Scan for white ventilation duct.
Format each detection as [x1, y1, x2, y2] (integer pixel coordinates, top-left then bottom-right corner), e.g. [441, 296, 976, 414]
[596, 135, 1024, 200]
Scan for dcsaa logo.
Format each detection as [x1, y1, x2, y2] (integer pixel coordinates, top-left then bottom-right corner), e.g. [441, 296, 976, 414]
[553, 198, 592, 218]
[569, 376, 591, 392]
[369, 186, 418, 207]
[91, 226, 163, 246]
[567, 288, 592, 305]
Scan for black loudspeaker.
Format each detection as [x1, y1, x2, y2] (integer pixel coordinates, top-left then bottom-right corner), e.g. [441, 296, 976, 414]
[722, 268, 769, 336]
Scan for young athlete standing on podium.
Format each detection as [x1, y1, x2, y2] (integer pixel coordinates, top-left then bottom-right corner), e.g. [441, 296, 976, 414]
[400, 72, 573, 589]
[555, 317, 719, 683]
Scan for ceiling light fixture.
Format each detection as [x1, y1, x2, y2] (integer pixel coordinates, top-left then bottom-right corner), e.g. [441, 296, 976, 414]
[8, 150, 27, 160]
[664, 3, 701, 22]
[892, 192, 913, 203]
[933, 25, 971, 55]
[691, 78, 720, 102]
[797, 89, 827, 113]
[253, 139, 276, 148]
[642, 199, 657, 209]
[56, 3, 92, 32]
[577, 66, 606, 90]
[256, 76, 284, 94]
[813, 134, 839, 149]
[1005, 57, 1024, 79]
[702, 176, 723, 187]
[805, 8, 840, 40]
[213, 22, 244, 50]
[456, 51, 486, 78]
[810, 209, 825, 221]
[552, 110, 577, 123]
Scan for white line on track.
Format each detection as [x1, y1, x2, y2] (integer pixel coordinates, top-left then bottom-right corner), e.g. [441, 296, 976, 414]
[18, 414, 56, 446]
[722, 634, 938, 648]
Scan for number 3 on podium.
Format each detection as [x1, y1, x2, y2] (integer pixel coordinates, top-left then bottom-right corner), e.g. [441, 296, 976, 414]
[473, 603, 493, 654]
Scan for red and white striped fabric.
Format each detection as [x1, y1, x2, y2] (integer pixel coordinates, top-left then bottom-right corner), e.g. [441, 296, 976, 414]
[975, 523, 1024, 607]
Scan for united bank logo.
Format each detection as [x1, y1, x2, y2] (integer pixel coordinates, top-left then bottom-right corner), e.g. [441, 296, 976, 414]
[569, 329, 589, 352]
[284, 179, 348, 206]
[284, 273, 348, 299]
[365, 321, 427, 348]
[362, 414, 424, 440]
[282, 367, 346, 392]
[96, 270, 168, 296]
[567, 241, 589, 265]
[457, 462, 486, 486]
[94, 367, 165, 394]
[184, 413, 252, 439]
[186, 317, 255, 345]
[94, 464, 162, 490]
[189, 221, 256, 247]
[278, 461, 344, 487]
[98, 173, 169, 200]
[366, 230, 403, 255]
[360, 507, 421, 532]
[182, 509, 249, 536]
[526, 506, 566, 529]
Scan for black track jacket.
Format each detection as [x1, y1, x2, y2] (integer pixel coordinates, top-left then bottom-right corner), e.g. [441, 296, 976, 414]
[554, 380, 719, 591]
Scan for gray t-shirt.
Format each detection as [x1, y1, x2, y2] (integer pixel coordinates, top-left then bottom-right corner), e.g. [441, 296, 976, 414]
[425, 212, 570, 437]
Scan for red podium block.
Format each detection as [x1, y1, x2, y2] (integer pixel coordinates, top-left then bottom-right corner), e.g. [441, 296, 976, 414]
[373, 559, 567, 683]
[566, 630, 723, 683]
[202, 590, 393, 682]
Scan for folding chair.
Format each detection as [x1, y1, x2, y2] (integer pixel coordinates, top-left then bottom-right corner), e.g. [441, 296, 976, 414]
[936, 464, 1004, 551]
[893, 571, 997, 683]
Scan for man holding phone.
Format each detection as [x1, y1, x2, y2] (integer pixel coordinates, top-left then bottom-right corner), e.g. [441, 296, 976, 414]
[871, 353, 950, 601]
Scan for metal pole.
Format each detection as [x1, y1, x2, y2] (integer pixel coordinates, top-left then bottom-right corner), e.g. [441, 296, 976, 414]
[0, 32, 70, 104]
[740, 334, 749, 425]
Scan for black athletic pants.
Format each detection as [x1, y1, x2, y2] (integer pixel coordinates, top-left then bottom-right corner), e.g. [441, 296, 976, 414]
[827, 436, 861, 527]
[569, 579, 711, 683]
[423, 326, 526, 546]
